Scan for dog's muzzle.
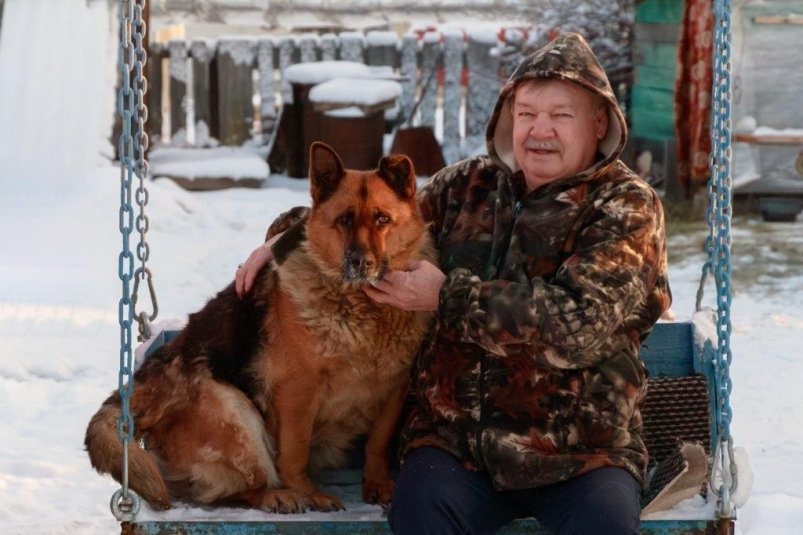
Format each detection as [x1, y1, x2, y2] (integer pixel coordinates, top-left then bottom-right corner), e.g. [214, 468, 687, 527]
[342, 248, 384, 283]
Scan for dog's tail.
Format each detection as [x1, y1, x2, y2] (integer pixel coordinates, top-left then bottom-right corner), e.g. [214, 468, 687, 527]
[84, 394, 172, 510]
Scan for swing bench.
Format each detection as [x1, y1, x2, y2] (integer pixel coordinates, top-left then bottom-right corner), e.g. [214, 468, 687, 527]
[113, 1, 741, 533]
[126, 321, 722, 535]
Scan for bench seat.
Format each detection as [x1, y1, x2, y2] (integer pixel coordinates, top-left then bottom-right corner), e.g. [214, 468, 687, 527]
[128, 321, 730, 534]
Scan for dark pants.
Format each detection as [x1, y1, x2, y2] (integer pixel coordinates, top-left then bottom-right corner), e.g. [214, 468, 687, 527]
[388, 447, 641, 535]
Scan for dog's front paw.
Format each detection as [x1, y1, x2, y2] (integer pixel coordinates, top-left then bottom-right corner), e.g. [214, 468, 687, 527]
[259, 488, 309, 514]
[362, 478, 394, 506]
[307, 491, 345, 512]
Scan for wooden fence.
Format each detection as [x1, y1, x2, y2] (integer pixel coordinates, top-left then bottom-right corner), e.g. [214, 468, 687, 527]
[147, 28, 516, 168]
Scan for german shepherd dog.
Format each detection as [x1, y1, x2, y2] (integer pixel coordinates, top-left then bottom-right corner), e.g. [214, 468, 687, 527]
[85, 142, 435, 513]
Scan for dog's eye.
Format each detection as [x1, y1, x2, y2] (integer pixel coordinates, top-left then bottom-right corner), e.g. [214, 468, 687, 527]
[337, 213, 353, 227]
[376, 214, 391, 227]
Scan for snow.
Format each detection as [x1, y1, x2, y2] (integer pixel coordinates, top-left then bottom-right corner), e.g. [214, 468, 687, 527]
[309, 78, 402, 108]
[366, 30, 398, 47]
[1, 1, 803, 534]
[217, 37, 257, 67]
[422, 30, 441, 44]
[752, 126, 803, 138]
[283, 60, 371, 85]
[148, 146, 270, 181]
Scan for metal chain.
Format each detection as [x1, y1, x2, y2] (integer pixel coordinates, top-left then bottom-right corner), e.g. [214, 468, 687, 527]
[113, 0, 149, 522]
[131, 0, 158, 343]
[706, 0, 739, 519]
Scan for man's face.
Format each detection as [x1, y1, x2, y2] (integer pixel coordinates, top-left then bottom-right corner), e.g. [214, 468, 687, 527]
[511, 79, 608, 191]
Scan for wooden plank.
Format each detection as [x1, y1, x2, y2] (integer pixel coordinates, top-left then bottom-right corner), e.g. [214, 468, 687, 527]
[635, 0, 684, 24]
[441, 31, 463, 164]
[752, 14, 803, 25]
[256, 39, 277, 142]
[465, 32, 500, 138]
[168, 40, 188, 141]
[277, 36, 297, 105]
[319, 34, 337, 61]
[397, 34, 418, 126]
[339, 31, 365, 63]
[190, 40, 217, 145]
[419, 33, 441, 129]
[634, 64, 677, 91]
[634, 22, 680, 44]
[631, 86, 674, 114]
[365, 30, 399, 68]
[633, 42, 677, 68]
[216, 39, 256, 146]
[298, 33, 318, 63]
[147, 43, 165, 142]
[631, 110, 676, 141]
[744, 3, 803, 27]
[733, 133, 803, 145]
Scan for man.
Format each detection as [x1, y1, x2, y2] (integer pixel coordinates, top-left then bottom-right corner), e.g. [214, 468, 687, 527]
[237, 33, 671, 534]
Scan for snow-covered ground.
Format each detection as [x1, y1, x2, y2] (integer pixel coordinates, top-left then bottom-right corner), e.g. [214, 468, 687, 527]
[1, 1, 802, 534]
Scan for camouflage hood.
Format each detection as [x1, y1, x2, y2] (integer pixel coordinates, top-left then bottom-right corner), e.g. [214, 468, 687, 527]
[487, 32, 628, 178]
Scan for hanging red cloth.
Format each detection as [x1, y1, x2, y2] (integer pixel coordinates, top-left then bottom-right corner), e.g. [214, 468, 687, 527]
[674, 0, 714, 195]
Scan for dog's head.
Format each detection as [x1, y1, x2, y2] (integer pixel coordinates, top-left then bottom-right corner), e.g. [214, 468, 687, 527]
[306, 142, 429, 285]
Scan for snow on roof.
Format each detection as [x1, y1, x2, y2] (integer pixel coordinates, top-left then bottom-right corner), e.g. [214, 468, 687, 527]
[309, 77, 402, 108]
[284, 60, 371, 85]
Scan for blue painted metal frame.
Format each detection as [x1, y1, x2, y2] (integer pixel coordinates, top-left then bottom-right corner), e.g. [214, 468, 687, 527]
[128, 322, 724, 535]
[129, 519, 716, 534]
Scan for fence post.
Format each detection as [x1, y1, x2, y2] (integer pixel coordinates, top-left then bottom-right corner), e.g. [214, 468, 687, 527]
[298, 33, 319, 63]
[339, 31, 365, 63]
[278, 36, 297, 104]
[190, 39, 217, 146]
[147, 42, 164, 143]
[217, 38, 256, 146]
[442, 30, 464, 164]
[398, 34, 418, 126]
[366, 30, 398, 68]
[168, 39, 188, 143]
[465, 30, 501, 141]
[420, 31, 441, 130]
[257, 38, 277, 144]
[319, 33, 338, 61]
[498, 29, 525, 80]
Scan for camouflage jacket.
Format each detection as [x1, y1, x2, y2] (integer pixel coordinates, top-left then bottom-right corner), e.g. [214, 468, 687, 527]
[398, 33, 671, 490]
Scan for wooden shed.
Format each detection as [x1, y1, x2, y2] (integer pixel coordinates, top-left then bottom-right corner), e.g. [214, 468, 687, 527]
[628, 0, 684, 198]
[731, 1, 803, 214]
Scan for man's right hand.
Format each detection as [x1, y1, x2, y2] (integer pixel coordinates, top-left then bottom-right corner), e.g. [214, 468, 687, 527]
[235, 232, 282, 298]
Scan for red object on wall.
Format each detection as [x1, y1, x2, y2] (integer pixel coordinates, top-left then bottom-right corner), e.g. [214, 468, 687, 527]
[674, 0, 714, 194]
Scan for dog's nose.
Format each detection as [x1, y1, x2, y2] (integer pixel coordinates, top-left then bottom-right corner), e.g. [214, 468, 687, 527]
[343, 248, 377, 281]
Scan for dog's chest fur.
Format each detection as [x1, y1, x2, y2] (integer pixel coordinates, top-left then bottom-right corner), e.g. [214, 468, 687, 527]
[257, 244, 431, 445]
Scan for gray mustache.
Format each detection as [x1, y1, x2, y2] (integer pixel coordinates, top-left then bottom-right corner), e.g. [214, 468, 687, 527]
[524, 140, 561, 151]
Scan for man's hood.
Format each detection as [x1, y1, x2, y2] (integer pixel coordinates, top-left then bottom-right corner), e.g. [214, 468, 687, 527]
[487, 32, 628, 177]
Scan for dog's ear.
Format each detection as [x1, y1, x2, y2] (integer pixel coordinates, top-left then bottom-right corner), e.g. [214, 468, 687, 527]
[309, 142, 345, 203]
[377, 154, 416, 200]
